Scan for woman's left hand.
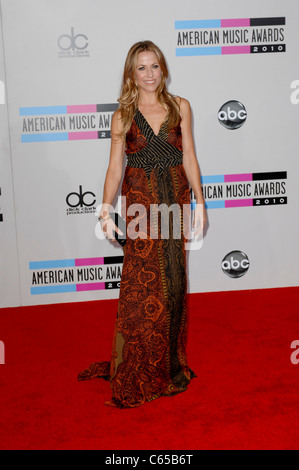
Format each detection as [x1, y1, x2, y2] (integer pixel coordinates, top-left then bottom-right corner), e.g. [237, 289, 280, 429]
[193, 202, 207, 236]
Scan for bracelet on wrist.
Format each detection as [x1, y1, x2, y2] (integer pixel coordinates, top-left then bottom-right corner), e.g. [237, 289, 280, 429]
[98, 214, 111, 222]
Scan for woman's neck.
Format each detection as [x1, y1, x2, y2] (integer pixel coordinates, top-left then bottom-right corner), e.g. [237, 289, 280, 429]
[138, 90, 159, 107]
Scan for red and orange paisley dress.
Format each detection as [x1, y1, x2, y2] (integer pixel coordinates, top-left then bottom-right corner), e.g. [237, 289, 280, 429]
[78, 109, 196, 408]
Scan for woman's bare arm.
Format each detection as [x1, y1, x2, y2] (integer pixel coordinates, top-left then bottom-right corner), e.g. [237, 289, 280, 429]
[100, 110, 125, 240]
[180, 97, 207, 232]
[101, 109, 125, 215]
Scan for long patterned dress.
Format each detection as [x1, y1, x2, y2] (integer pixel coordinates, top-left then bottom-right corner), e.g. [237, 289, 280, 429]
[78, 109, 195, 408]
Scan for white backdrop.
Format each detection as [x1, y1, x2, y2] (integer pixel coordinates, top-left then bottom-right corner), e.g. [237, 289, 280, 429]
[0, 0, 298, 308]
[0, 12, 21, 308]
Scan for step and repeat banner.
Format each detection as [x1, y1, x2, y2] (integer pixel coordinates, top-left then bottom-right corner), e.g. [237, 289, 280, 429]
[0, 0, 298, 308]
[0, 14, 21, 308]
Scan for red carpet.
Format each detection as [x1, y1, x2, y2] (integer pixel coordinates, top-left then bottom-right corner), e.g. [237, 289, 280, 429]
[0, 287, 298, 450]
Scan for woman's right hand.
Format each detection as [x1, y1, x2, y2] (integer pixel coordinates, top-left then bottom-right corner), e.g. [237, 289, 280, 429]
[101, 216, 123, 243]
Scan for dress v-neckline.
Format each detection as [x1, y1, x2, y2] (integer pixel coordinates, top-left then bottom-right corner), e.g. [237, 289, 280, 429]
[137, 108, 168, 137]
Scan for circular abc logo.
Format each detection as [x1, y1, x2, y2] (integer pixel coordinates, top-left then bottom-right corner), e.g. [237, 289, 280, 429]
[218, 100, 247, 130]
[222, 251, 250, 278]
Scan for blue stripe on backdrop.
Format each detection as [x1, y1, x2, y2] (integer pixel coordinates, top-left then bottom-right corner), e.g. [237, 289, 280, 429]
[176, 47, 222, 56]
[20, 106, 68, 115]
[29, 260, 76, 270]
[21, 133, 69, 142]
[175, 20, 221, 29]
[31, 285, 77, 295]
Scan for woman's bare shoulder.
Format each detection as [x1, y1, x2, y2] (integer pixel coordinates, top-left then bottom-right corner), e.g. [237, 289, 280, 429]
[174, 95, 190, 107]
[174, 96, 191, 119]
[111, 108, 123, 130]
[112, 108, 122, 121]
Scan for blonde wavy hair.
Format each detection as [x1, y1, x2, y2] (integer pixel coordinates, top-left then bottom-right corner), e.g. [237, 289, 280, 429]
[118, 41, 181, 137]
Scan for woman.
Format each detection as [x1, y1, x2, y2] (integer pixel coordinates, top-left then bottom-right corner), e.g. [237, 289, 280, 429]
[78, 41, 207, 408]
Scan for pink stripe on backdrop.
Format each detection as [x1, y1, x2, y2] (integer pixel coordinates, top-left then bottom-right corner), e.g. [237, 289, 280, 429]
[225, 199, 253, 208]
[76, 283, 105, 292]
[75, 258, 104, 266]
[225, 173, 253, 183]
[221, 18, 250, 28]
[68, 132, 98, 140]
[222, 46, 251, 55]
[67, 104, 97, 114]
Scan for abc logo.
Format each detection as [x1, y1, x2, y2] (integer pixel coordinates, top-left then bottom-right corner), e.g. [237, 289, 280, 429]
[58, 27, 88, 51]
[222, 251, 250, 278]
[218, 100, 247, 130]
